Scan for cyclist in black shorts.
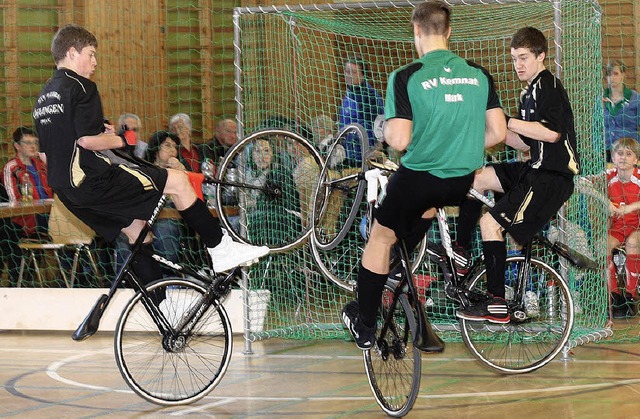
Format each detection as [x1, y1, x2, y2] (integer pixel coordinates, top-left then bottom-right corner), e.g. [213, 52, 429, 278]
[456, 27, 580, 324]
[341, 1, 506, 350]
[33, 24, 269, 287]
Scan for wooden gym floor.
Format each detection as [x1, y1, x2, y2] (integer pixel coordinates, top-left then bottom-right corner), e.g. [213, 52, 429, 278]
[1, 329, 640, 418]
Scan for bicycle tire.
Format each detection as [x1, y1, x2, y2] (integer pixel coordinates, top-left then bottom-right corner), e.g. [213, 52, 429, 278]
[311, 123, 368, 251]
[216, 128, 323, 253]
[310, 230, 428, 292]
[114, 278, 233, 405]
[364, 283, 421, 417]
[460, 256, 574, 374]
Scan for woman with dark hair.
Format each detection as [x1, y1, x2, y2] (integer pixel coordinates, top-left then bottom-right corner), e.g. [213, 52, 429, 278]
[146, 131, 185, 170]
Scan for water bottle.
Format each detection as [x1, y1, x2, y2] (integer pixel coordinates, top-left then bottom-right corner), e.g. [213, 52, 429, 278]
[223, 167, 238, 205]
[200, 159, 217, 208]
[545, 274, 557, 319]
[20, 178, 33, 202]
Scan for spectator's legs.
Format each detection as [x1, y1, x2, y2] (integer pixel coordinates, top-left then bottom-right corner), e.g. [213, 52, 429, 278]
[607, 233, 622, 294]
[625, 231, 640, 298]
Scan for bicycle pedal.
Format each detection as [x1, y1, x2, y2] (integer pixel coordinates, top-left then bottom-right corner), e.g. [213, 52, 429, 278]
[512, 309, 527, 322]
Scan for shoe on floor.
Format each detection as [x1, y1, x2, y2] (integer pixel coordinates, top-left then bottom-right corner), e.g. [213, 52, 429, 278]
[457, 296, 510, 324]
[208, 234, 270, 273]
[342, 301, 376, 350]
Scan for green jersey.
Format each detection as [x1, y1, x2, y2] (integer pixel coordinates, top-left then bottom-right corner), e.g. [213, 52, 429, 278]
[385, 49, 501, 177]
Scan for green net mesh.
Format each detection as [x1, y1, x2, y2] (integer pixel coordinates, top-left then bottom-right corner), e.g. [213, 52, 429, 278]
[236, 0, 610, 345]
[0, 0, 638, 345]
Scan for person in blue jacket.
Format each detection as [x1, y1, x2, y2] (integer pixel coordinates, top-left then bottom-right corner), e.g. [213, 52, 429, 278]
[338, 55, 384, 162]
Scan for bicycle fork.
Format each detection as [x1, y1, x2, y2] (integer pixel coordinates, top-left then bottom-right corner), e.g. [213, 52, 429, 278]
[396, 241, 445, 353]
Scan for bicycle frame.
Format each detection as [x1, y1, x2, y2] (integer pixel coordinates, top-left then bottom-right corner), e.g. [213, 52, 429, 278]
[72, 193, 238, 341]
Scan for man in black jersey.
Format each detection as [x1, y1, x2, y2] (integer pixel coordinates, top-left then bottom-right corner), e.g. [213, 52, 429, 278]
[33, 24, 269, 287]
[456, 27, 580, 324]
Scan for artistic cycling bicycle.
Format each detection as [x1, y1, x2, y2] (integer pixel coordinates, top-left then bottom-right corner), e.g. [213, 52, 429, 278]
[310, 128, 597, 416]
[71, 142, 297, 405]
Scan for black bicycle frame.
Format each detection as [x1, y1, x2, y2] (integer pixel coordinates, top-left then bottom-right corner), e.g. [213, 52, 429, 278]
[71, 194, 236, 341]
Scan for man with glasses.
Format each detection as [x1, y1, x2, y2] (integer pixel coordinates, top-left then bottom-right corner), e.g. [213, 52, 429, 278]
[2, 126, 52, 238]
[116, 113, 146, 158]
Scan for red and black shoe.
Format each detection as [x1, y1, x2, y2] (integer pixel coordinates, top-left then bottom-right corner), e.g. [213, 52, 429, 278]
[456, 295, 510, 324]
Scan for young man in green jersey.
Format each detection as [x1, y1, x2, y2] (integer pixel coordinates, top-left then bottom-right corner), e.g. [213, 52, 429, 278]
[342, 0, 506, 350]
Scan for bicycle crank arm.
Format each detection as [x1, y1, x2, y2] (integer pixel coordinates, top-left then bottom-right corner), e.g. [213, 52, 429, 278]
[71, 294, 108, 341]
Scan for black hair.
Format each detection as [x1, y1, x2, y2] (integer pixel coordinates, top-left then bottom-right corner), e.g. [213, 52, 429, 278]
[346, 54, 370, 81]
[510, 27, 548, 57]
[146, 130, 181, 163]
[12, 126, 37, 143]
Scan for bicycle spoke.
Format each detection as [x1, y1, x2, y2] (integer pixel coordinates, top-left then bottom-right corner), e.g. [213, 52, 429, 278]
[461, 257, 573, 374]
[114, 279, 233, 405]
[365, 289, 421, 417]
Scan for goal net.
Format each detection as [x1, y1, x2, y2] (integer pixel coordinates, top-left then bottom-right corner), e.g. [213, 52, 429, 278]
[235, 0, 609, 346]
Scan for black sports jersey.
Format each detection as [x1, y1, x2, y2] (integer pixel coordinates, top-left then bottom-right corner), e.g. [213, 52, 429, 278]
[33, 69, 111, 188]
[518, 69, 580, 176]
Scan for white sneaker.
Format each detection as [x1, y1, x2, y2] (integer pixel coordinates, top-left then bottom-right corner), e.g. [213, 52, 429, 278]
[208, 234, 270, 273]
[524, 291, 540, 318]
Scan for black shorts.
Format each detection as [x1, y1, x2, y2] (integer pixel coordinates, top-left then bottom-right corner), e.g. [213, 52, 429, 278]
[56, 164, 168, 242]
[490, 162, 574, 245]
[375, 165, 474, 239]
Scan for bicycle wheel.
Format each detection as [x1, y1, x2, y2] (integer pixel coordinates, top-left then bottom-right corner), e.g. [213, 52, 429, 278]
[310, 227, 428, 292]
[114, 278, 232, 405]
[311, 123, 368, 251]
[460, 256, 574, 374]
[216, 128, 323, 253]
[364, 283, 421, 417]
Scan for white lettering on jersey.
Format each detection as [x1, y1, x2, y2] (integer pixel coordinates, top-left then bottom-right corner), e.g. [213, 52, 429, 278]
[421, 78, 438, 90]
[33, 103, 64, 119]
[439, 77, 479, 86]
[445, 93, 464, 102]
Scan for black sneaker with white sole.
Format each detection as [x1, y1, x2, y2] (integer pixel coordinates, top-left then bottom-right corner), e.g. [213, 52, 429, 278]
[342, 301, 376, 350]
[456, 296, 511, 324]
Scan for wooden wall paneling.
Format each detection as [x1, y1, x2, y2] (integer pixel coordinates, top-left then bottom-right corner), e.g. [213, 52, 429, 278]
[601, 0, 636, 89]
[635, 0, 639, 91]
[58, 0, 82, 26]
[4, 0, 20, 138]
[198, 0, 213, 139]
[210, 2, 236, 122]
[84, 0, 166, 137]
